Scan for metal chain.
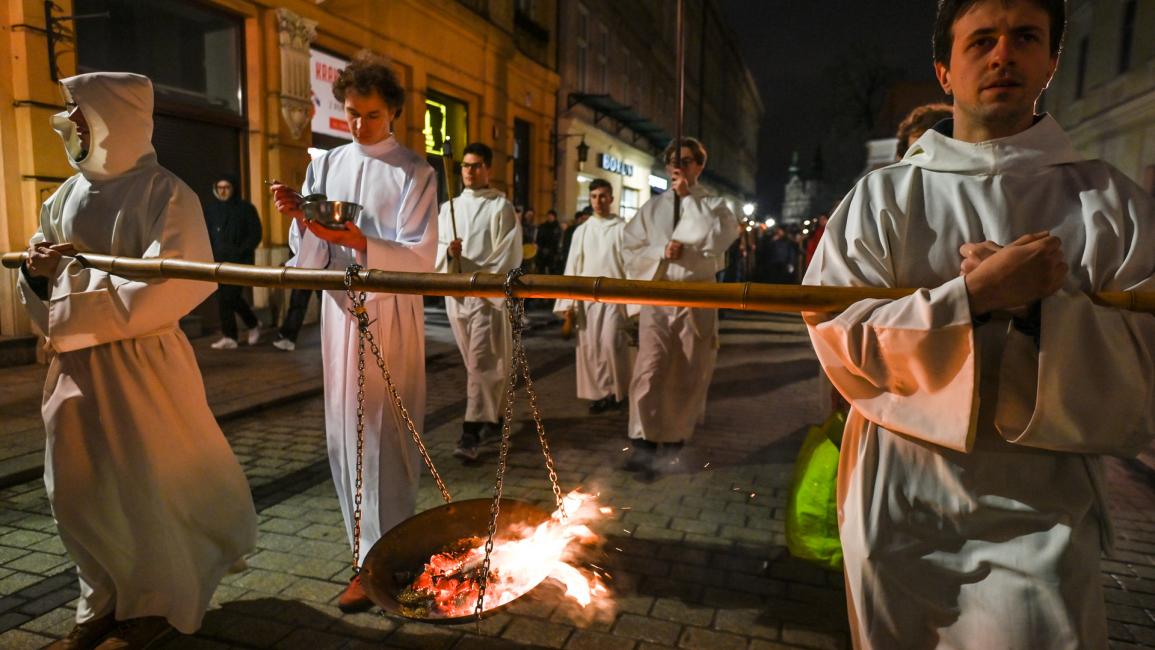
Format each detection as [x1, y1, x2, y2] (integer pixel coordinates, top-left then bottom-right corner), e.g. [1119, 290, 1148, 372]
[343, 265, 453, 573]
[475, 268, 573, 622]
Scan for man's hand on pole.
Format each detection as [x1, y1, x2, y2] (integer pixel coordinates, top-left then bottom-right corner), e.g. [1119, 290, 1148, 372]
[961, 231, 1067, 317]
[665, 241, 684, 261]
[448, 238, 463, 259]
[25, 242, 76, 278]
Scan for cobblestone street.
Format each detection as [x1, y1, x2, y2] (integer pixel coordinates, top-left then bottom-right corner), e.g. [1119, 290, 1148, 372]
[1, 310, 1153, 649]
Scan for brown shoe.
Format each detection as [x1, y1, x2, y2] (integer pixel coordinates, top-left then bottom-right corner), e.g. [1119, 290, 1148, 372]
[94, 617, 173, 649]
[45, 615, 116, 650]
[338, 574, 373, 613]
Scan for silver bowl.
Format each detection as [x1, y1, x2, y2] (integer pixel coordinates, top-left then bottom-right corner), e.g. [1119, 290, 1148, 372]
[302, 200, 362, 230]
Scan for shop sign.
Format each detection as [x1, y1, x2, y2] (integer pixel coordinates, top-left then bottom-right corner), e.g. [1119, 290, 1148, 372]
[310, 48, 351, 140]
[598, 153, 634, 177]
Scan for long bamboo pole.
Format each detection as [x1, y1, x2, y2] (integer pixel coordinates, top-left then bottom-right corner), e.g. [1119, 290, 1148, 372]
[5, 252, 1154, 314]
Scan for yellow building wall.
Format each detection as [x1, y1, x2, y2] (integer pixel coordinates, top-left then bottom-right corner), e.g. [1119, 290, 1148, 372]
[0, 0, 558, 339]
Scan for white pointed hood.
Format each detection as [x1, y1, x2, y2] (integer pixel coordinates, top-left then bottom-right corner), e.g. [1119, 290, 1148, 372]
[53, 72, 157, 181]
[902, 114, 1083, 175]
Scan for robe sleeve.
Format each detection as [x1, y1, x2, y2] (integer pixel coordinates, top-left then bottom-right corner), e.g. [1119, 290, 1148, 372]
[478, 200, 523, 274]
[553, 225, 585, 316]
[34, 179, 216, 353]
[671, 195, 740, 273]
[622, 201, 668, 281]
[994, 179, 1155, 455]
[360, 163, 438, 283]
[15, 202, 56, 336]
[803, 180, 979, 452]
[287, 160, 330, 269]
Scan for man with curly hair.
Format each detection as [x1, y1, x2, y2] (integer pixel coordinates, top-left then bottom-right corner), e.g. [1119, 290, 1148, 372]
[271, 51, 437, 613]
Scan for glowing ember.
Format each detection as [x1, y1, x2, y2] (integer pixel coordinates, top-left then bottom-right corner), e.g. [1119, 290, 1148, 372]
[398, 490, 610, 618]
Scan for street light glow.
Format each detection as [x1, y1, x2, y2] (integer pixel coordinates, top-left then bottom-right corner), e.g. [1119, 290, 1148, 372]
[764, 218, 775, 227]
[742, 202, 755, 217]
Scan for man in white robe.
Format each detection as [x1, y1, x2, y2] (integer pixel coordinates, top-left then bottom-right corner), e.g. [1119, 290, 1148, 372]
[804, 1, 1155, 647]
[554, 178, 631, 414]
[17, 72, 256, 648]
[622, 137, 739, 475]
[271, 52, 437, 612]
[434, 142, 522, 461]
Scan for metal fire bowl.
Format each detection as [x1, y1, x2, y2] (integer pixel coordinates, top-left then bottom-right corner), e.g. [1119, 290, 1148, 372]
[302, 200, 362, 230]
[360, 498, 551, 625]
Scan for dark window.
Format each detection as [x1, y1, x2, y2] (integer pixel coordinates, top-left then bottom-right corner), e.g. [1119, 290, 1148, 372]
[75, 0, 243, 116]
[513, 119, 532, 210]
[1076, 37, 1089, 99]
[1119, 0, 1136, 73]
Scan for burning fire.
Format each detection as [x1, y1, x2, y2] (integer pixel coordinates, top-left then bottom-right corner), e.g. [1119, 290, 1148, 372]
[399, 490, 610, 618]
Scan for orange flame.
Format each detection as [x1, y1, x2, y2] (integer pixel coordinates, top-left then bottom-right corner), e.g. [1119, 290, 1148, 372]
[407, 490, 610, 618]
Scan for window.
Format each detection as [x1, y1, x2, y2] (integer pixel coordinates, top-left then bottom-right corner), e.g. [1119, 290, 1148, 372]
[516, 0, 536, 21]
[1119, 0, 1136, 73]
[513, 119, 532, 211]
[620, 187, 640, 220]
[76, 0, 243, 115]
[424, 92, 469, 204]
[576, 4, 589, 92]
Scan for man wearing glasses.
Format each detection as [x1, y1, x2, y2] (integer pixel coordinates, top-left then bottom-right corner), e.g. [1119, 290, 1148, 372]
[434, 142, 522, 461]
[621, 137, 739, 477]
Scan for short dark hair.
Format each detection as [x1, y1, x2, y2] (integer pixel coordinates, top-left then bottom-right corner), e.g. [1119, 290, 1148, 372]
[896, 102, 954, 157]
[662, 137, 707, 166]
[933, 0, 1066, 66]
[589, 178, 613, 194]
[332, 50, 405, 114]
[462, 142, 493, 166]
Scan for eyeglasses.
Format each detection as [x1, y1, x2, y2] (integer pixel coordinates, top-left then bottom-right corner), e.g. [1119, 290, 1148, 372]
[461, 162, 486, 170]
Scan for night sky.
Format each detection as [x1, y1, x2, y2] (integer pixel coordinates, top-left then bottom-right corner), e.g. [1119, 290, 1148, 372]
[717, 1, 941, 213]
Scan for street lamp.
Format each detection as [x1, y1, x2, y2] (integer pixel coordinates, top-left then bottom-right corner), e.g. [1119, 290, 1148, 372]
[742, 202, 755, 218]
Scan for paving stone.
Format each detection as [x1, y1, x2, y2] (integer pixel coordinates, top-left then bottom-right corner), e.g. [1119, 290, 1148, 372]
[232, 568, 300, 594]
[676, 626, 746, 650]
[565, 629, 639, 650]
[5, 552, 69, 575]
[714, 607, 781, 640]
[19, 606, 82, 636]
[501, 617, 574, 648]
[245, 550, 348, 580]
[0, 612, 32, 633]
[17, 588, 76, 617]
[780, 623, 847, 650]
[0, 628, 54, 649]
[261, 517, 313, 535]
[268, 626, 349, 650]
[612, 614, 681, 645]
[648, 598, 714, 627]
[386, 621, 460, 649]
[0, 573, 43, 595]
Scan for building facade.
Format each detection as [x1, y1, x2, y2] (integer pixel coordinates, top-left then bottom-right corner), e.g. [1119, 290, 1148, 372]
[0, 0, 559, 341]
[1045, 0, 1155, 194]
[554, 0, 761, 222]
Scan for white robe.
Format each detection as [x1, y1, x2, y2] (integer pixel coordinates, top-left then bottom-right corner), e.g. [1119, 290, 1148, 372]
[622, 187, 738, 442]
[15, 72, 256, 634]
[553, 214, 632, 401]
[433, 187, 522, 423]
[289, 135, 437, 565]
[804, 115, 1155, 649]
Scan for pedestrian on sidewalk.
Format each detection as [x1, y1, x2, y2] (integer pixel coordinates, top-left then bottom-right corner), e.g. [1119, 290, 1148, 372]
[554, 178, 631, 415]
[804, 1, 1155, 646]
[270, 50, 437, 613]
[272, 287, 319, 351]
[17, 71, 256, 649]
[206, 174, 264, 349]
[622, 137, 739, 477]
[435, 142, 522, 461]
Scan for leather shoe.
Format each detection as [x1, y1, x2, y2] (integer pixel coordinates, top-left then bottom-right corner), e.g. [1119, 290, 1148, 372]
[338, 574, 373, 613]
[94, 617, 172, 649]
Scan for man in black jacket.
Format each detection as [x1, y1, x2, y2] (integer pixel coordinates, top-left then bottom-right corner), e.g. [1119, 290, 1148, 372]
[205, 175, 263, 348]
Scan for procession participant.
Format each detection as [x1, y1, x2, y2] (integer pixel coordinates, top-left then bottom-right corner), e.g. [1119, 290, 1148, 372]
[553, 178, 631, 414]
[205, 174, 264, 349]
[17, 71, 256, 648]
[270, 50, 437, 612]
[621, 137, 739, 475]
[434, 142, 522, 461]
[804, 0, 1155, 647]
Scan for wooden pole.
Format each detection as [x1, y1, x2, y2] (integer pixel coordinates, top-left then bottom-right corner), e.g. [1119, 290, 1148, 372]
[441, 136, 463, 274]
[5, 252, 1154, 315]
[672, 0, 685, 230]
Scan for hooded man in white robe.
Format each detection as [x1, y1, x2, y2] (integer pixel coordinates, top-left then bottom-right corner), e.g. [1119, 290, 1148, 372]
[803, 1, 1155, 647]
[17, 72, 256, 648]
[621, 137, 739, 476]
[554, 178, 632, 413]
[433, 142, 522, 461]
[271, 52, 437, 612]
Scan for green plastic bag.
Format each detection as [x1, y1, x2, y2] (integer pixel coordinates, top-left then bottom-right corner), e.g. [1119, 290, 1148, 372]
[785, 410, 846, 571]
